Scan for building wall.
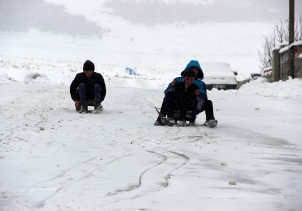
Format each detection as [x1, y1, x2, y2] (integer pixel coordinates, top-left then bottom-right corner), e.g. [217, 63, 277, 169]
[274, 43, 302, 81]
[280, 51, 290, 81]
[295, 57, 302, 78]
[272, 49, 280, 81]
[294, 46, 302, 78]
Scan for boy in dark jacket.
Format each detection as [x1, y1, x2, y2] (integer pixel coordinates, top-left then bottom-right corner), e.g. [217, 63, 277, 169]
[70, 60, 106, 113]
[164, 69, 199, 126]
[155, 60, 217, 127]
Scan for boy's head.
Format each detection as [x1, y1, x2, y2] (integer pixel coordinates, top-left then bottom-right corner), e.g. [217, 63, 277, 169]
[83, 60, 95, 77]
[183, 69, 195, 86]
[188, 66, 199, 77]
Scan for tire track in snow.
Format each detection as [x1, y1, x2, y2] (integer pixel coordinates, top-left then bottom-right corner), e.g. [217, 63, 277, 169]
[106, 150, 167, 196]
[18, 156, 100, 197]
[100, 150, 190, 209]
[69, 154, 135, 185]
[15, 154, 135, 209]
[163, 151, 190, 187]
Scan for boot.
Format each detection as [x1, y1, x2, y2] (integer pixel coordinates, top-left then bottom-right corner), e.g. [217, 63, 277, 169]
[75, 101, 81, 112]
[93, 103, 103, 113]
[154, 116, 167, 126]
[203, 118, 218, 128]
[79, 105, 88, 113]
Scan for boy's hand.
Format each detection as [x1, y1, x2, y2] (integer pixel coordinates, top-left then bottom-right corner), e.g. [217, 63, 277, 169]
[194, 89, 200, 95]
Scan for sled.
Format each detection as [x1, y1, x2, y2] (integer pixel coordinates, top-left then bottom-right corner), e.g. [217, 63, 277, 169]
[155, 107, 193, 121]
[154, 107, 217, 127]
[154, 107, 195, 126]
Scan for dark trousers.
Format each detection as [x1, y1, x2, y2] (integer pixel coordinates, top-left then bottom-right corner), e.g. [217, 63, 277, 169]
[198, 100, 215, 121]
[160, 92, 195, 120]
[78, 83, 101, 106]
[159, 92, 173, 117]
[160, 92, 215, 121]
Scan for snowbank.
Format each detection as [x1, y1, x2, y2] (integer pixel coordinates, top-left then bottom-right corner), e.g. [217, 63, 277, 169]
[237, 77, 302, 99]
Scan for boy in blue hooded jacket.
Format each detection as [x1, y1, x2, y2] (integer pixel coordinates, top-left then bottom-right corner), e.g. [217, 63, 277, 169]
[155, 60, 218, 127]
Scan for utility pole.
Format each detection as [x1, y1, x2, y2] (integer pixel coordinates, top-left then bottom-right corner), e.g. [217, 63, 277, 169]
[289, 0, 295, 79]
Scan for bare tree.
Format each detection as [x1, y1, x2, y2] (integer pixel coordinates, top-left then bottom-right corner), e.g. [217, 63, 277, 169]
[258, 31, 276, 69]
[296, 14, 302, 41]
[275, 19, 288, 43]
[258, 16, 302, 71]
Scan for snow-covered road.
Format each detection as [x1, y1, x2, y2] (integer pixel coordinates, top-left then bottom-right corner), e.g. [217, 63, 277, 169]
[1, 83, 301, 211]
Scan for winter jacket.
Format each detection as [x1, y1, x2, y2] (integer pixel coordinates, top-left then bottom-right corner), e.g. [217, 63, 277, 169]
[165, 60, 207, 100]
[70, 72, 106, 101]
[173, 82, 199, 108]
[165, 81, 199, 120]
[165, 77, 207, 100]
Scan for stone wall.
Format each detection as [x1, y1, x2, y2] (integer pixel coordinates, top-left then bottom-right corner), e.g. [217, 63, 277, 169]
[295, 57, 302, 78]
[280, 50, 291, 81]
[272, 41, 302, 81]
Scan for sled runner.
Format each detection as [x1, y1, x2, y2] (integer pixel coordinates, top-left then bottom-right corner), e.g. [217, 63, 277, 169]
[154, 107, 217, 127]
[154, 107, 195, 126]
[75, 100, 103, 114]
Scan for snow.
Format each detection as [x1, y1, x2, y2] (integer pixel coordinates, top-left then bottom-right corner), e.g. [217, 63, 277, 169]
[279, 40, 302, 54]
[279, 45, 289, 54]
[238, 77, 302, 99]
[1, 3, 302, 211]
[290, 40, 302, 47]
[1, 54, 302, 211]
[1, 75, 302, 211]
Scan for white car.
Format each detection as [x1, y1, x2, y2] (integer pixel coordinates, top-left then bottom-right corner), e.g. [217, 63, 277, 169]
[202, 62, 238, 90]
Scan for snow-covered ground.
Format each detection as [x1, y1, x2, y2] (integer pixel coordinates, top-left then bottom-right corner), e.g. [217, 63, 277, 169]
[1, 1, 302, 210]
[1, 56, 302, 210]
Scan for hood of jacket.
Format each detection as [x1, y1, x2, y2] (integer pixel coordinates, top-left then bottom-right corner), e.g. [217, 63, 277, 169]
[181, 60, 204, 80]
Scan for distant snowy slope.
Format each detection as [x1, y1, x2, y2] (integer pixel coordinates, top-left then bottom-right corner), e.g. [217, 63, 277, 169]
[0, 21, 274, 76]
[0, 0, 102, 35]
